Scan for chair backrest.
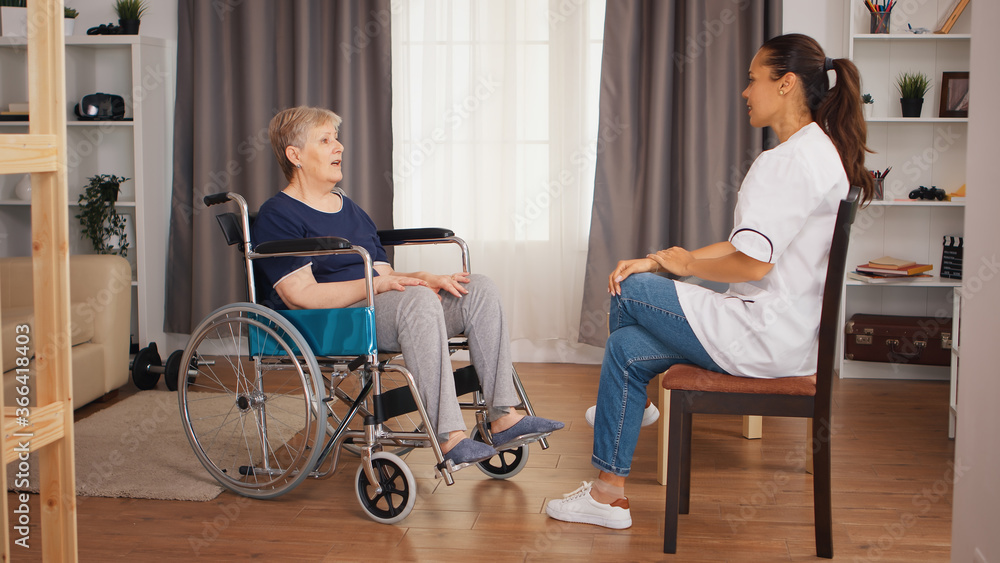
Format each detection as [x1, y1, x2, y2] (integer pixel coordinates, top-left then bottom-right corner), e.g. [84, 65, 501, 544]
[815, 185, 861, 403]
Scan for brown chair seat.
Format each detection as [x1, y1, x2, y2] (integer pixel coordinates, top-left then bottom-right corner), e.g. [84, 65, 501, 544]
[661, 364, 817, 396]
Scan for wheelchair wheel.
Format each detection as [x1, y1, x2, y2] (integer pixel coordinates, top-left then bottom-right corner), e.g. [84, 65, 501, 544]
[324, 367, 424, 457]
[178, 303, 326, 499]
[355, 451, 416, 524]
[470, 426, 530, 480]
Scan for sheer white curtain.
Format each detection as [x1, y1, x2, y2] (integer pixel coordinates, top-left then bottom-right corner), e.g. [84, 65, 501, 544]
[390, 0, 606, 363]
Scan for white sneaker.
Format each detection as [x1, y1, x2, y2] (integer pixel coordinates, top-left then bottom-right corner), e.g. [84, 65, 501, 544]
[545, 481, 632, 529]
[585, 402, 659, 428]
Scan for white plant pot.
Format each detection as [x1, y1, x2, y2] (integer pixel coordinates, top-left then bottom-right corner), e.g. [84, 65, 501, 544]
[14, 175, 31, 201]
[864, 103, 874, 119]
[65, 18, 75, 36]
[0, 6, 28, 37]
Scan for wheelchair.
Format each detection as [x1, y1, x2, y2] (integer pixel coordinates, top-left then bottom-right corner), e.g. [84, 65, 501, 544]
[175, 191, 551, 523]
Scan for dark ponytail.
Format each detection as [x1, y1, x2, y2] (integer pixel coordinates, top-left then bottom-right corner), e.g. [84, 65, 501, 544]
[760, 34, 874, 204]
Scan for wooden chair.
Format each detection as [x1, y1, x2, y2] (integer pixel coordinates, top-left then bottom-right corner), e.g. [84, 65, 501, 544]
[658, 186, 861, 558]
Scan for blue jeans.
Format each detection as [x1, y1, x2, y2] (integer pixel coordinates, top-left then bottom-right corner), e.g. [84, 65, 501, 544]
[592, 273, 726, 476]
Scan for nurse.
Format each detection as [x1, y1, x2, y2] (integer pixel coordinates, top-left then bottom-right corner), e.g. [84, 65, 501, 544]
[546, 33, 874, 529]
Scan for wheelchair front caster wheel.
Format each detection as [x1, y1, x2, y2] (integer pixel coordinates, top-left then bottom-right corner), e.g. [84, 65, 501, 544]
[355, 451, 416, 524]
[471, 427, 530, 480]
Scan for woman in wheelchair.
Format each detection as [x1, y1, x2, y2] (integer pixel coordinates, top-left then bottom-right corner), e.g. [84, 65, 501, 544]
[546, 34, 873, 529]
[252, 106, 563, 467]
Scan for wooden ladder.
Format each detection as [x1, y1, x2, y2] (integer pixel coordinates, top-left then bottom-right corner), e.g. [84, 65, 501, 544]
[0, 0, 79, 560]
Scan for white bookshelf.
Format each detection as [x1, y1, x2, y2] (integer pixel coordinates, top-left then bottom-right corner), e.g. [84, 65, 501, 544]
[841, 1, 970, 436]
[0, 35, 170, 351]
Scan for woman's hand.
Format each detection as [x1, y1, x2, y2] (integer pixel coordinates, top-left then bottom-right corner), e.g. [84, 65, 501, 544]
[373, 274, 427, 295]
[609, 258, 658, 295]
[647, 247, 695, 277]
[424, 272, 471, 299]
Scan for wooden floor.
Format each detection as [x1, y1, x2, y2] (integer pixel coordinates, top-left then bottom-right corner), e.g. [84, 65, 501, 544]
[8, 363, 954, 561]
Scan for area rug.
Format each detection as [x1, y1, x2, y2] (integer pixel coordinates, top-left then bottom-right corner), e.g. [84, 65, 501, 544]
[7, 390, 224, 501]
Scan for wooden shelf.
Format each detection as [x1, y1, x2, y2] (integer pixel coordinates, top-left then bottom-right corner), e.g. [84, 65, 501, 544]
[847, 276, 963, 288]
[866, 117, 968, 124]
[866, 199, 964, 207]
[852, 33, 970, 40]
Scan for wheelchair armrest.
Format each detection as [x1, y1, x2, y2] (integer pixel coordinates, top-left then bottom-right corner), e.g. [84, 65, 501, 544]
[377, 228, 455, 245]
[254, 237, 352, 255]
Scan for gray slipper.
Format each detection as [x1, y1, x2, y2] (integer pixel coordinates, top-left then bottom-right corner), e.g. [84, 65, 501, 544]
[490, 416, 565, 450]
[442, 438, 497, 466]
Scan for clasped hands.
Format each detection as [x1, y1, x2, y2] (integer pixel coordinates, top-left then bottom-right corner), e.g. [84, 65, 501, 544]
[374, 271, 471, 299]
[608, 247, 693, 295]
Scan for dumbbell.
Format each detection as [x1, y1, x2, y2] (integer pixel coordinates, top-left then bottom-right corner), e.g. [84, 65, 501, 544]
[130, 342, 187, 391]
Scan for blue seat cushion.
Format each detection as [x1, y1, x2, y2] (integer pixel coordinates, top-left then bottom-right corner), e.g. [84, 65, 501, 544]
[250, 307, 378, 358]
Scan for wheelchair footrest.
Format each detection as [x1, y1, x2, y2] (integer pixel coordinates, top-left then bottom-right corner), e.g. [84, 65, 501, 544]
[492, 431, 552, 451]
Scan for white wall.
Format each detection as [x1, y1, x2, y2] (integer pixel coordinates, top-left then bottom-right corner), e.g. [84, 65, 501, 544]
[951, 1, 1000, 561]
[782, 0, 846, 57]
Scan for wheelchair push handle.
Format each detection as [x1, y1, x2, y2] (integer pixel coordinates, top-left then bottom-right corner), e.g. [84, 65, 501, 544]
[204, 192, 232, 207]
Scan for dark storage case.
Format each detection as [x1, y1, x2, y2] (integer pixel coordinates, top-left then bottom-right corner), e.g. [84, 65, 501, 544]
[844, 314, 952, 366]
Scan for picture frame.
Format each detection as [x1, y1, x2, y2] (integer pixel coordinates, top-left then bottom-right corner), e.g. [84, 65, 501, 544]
[939, 71, 970, 118]
[934, 0, 970, 34]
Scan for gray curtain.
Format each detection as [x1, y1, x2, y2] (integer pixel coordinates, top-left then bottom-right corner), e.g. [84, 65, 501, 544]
[165, 0, 393, 334]
[578, 0, 781, 346]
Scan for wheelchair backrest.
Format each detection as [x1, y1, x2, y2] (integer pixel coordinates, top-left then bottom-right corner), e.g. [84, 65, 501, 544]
[215, 210, 274, 307]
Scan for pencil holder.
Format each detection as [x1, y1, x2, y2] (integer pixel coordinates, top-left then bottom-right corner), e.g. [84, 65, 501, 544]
[870, 12, 890, 34]
[873, 177, 884, 200]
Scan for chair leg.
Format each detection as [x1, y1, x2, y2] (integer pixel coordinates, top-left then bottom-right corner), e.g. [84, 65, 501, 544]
[742, 415, 762, 439]
[663, 391, 684, 554]
[805, 419, 814, 475]
[657, 385, 670, 485]
[679, 409, 693, 514]
[812, 417, 833, 558]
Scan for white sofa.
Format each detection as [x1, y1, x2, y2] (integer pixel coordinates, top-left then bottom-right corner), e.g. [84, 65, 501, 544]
[1, 255, 131, 408]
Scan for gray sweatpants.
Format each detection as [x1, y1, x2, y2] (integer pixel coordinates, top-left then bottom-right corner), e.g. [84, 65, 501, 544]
[369, 273, 518, 437]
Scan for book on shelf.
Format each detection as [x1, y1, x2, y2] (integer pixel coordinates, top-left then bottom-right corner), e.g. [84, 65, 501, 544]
[867, 256, 916, 269]
[848, 271, 934, 284]
[7, 103, 29, 112]
[0, 111, 28, 116]
[857, 263, 934, 276]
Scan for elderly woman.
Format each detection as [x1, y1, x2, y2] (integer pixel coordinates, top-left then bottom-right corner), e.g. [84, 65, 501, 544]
[252, 106, 563, 467]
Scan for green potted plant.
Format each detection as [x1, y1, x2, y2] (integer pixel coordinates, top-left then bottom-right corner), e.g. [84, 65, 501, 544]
[76, 174, 130, 257]
[64, 6, 78, 36]
[861, 93, 874, 119]
[895, 71, 932, 118]
[113, 0, 147, 35]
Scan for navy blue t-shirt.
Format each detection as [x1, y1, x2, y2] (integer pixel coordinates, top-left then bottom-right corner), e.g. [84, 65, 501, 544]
[251, 190, 389, 309]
